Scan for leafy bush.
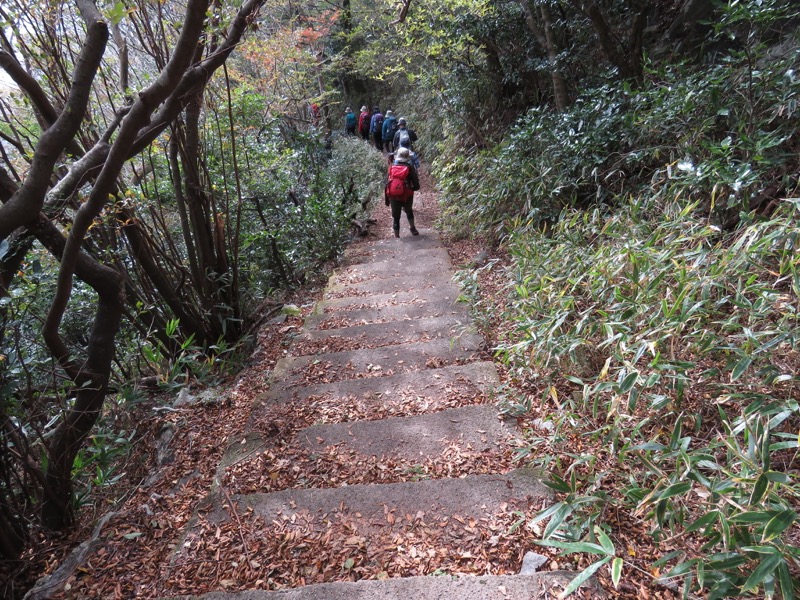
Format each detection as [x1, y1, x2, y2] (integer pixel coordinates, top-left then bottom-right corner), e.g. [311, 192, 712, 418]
[435, 35, 800, 243]
[484, 195, 800, 598]
[440, 7, 800, 596]
[238, 132, 385, 294]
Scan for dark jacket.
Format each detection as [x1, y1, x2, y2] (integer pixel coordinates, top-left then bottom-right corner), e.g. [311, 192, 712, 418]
[382, 115, 398, 141]
[393, 127, 418, 150]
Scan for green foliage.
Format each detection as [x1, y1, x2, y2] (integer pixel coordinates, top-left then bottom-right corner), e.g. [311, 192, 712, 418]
[438, 6, 800, 596]
[488, 188, 800, 595]
[237, 132, 384, 294]
[435, 28, 800, 242]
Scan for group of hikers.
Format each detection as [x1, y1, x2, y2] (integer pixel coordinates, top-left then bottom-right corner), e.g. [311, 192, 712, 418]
[344, 105, 421, 238]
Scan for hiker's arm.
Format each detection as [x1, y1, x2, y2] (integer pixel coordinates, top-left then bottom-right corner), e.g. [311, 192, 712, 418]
[410, 168, 420, 191]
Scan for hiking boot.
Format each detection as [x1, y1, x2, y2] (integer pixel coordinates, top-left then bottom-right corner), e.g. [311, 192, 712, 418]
[410, 227, 419, 236]
[393, 228, 400, 238]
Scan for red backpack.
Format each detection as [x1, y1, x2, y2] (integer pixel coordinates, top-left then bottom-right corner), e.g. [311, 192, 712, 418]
[386, 164, 413, 201]
[358, 112, 370, 134]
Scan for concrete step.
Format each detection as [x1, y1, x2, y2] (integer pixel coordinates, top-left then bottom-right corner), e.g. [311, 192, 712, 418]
[257, 360, 499, 406]
[296, 405, 517, 462]
[248, 362, 500, 440]
[344, 231, 445, 262]
[343, 246, 452, 268]
[317, 285, 463, 314]
[303, 296, 470, 331]
[324, 272, 457, 299]
[183, 571, 595, 599]
[290, 315, 475, 356]
[202, 468, 551, 531]
[333, 249, 453, 282]
[269, 336, 486, 392]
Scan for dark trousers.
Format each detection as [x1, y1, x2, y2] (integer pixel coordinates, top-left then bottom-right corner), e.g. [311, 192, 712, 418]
[361, 129, 370, 141]
[390, 196, 414, 231]
[374, 131, 383, 150]
[383, 138, 393, 153]
[346, 125, 356, 136]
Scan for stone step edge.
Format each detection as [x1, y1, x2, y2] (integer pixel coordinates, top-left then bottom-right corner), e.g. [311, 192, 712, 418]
[176, 570, 604, 599]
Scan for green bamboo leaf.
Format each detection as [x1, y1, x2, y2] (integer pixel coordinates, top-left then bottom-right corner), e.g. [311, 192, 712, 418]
[665, 560, 695, 578]
[764, 471, 791, 483]
[660, 481, 691, 499]
[618, 371, 638, 393]
[537, 539, 606, 554]
[708, 552, 747, 570]
[627, 387, 639, 412]
[697, 559, 705, 590]
[543, 503, 574, 539]
[740, 551, 782, 594]
[531, 501, 568, 524]
[543, 475, 572, 493]
[686, 510, 721, 532]
[730, 511, 776, 524]
[595, 526, 615, 555]
[777, 559, 793, 600]
[611, 557, 623, 588]
[652, 550, 684, 567]
[731, 356, 752, 381]
[558, 557, 611, 599]
[762, 509, 796, 542]
[749, 473, 769, 505]
[630, 441, 666, 452]
[769, 441, 799, 451]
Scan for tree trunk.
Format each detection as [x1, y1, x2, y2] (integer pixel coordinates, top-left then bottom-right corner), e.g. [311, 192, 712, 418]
[0, 0, 264, 533]
[519, 0, 569, 111]
[41, 280, 123, 529]
[540, 3, 569, 111]
[576, 0, 650, 85]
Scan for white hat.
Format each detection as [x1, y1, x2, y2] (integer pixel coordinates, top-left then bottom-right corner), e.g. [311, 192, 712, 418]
[361, 105, 368, 112]
[395, 147, 411, 161]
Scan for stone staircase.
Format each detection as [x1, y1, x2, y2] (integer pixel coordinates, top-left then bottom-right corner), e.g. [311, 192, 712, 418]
[168, 226, 598, 599]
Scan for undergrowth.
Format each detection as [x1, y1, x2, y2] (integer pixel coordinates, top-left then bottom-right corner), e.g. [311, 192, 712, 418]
[499, 196, 800, 599]
[440, 5, 800, 598]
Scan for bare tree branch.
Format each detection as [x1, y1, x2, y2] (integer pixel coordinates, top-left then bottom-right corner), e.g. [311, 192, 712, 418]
[0, 13, 107, 239]
[391, 0, 412, 25]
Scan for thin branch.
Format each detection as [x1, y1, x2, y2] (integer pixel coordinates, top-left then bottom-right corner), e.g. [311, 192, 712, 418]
[391, 0, 412, 24]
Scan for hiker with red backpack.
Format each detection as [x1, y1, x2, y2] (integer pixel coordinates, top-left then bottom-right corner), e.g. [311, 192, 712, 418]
[384, 147, 420, 237]
[358, 106, 371, 141]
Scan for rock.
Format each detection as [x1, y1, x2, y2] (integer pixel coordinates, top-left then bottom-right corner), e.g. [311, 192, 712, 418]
[197, 389, 220, 406]
[472, 250, 490, 267]
[173, 388, 195, 407]
[520, 551, 549, 574]
[281, 304, 301, 316]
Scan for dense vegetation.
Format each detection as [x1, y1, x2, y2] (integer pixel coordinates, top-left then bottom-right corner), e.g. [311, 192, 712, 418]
[431, 2, 800, 598]
[1, 0, 799, 597]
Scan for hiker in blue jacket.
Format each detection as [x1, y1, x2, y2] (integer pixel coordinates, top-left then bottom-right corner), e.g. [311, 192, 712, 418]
[381, 110, 398, 152]
[344, 107, 357, 136]
[370, 107, 384, 151]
